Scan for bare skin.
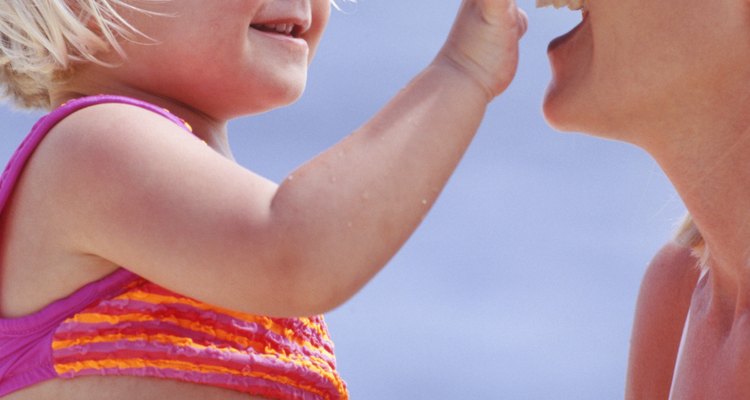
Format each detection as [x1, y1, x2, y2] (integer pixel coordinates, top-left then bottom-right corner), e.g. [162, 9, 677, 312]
[669, 272, 750, 399]
[625, 243, 700, 399]
[0, 0, 527, 398]
[543, 0, 750, 397]
[2, 377, 266, 400]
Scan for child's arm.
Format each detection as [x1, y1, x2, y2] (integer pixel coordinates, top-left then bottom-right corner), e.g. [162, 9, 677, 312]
[47, 0, 527, 317]
[625, 242, 700, 400]
[269, 0, 528, 310]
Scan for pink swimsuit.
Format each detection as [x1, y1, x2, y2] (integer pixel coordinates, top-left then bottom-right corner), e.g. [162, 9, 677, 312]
[0, 95, 348, 399]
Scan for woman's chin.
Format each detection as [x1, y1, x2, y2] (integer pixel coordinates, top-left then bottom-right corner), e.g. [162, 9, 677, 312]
[541, 75, 617, 138]
[541, 82, 583, 133]
[542, 84, 637, 144]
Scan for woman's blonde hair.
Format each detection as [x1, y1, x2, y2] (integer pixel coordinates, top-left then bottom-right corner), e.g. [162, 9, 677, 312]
[675, 213, 708, 271]
[0, 0, 153, 109]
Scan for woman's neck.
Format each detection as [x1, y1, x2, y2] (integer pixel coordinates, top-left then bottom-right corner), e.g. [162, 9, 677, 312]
[646, 103, 750, 311]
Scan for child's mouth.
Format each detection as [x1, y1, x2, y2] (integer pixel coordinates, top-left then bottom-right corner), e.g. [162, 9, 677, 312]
[250, 23, 303, 39]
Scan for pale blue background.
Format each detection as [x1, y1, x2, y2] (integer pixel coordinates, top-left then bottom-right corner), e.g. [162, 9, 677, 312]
[0, 2, 686, 399]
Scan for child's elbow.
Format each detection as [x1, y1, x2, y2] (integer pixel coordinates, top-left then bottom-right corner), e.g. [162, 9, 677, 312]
[285, 286, 350, 317]
[263, 253, 363, 317]
[270, 279, 354, 318]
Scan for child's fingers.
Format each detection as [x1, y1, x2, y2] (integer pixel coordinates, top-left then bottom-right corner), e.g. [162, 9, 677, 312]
[436, 0, 527, 98]
[505, 1, 528, 39]
[516, 7, 529, 38]
[480, 0, 528, 39]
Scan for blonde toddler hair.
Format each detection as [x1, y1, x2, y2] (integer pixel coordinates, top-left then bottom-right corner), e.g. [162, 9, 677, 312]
[0, 0, 153, 110]
[0, 0, 352, 110]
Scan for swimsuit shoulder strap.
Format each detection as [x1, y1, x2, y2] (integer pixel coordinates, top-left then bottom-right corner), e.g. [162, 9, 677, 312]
[0, 94, 192, 215]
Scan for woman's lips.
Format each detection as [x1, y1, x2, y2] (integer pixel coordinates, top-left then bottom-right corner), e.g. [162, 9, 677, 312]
[548, 12, 588, 53]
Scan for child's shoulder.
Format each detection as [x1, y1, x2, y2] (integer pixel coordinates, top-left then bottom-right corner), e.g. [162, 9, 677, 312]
[49, 100, 191, 144]
[25, 99, 210, 230]
[40, 100, 200, 172]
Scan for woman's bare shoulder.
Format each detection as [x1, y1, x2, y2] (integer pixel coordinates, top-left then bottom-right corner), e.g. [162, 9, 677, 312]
[625, 241, 701, 400]
[649, 241, 699, 276]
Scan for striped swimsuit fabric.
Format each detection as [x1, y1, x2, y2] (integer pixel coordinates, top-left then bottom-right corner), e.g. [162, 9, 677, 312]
[0, 95, 348, 399]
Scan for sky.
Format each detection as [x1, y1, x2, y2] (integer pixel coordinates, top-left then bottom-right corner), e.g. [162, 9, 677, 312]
[0, 2, 688, 399]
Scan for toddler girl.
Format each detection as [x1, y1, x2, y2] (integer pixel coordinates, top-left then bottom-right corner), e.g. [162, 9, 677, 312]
[0, 0, 526, 399]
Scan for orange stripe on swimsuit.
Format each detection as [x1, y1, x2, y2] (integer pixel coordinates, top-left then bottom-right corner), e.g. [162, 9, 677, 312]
[52, 278, 348, 400]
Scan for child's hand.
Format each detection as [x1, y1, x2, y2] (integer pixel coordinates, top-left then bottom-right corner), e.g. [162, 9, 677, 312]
[436, 0, 528, 100]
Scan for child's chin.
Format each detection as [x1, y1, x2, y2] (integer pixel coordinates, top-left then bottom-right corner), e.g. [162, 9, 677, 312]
[244, 87, 305, 115]
[272, 84, 306, 107]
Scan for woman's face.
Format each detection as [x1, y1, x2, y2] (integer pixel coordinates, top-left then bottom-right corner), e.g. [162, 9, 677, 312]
[542, 0, 748, 144]
[97, 0, 331, 119]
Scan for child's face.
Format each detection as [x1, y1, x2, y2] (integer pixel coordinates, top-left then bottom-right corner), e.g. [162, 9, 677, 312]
[99, 0, 330, 119]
